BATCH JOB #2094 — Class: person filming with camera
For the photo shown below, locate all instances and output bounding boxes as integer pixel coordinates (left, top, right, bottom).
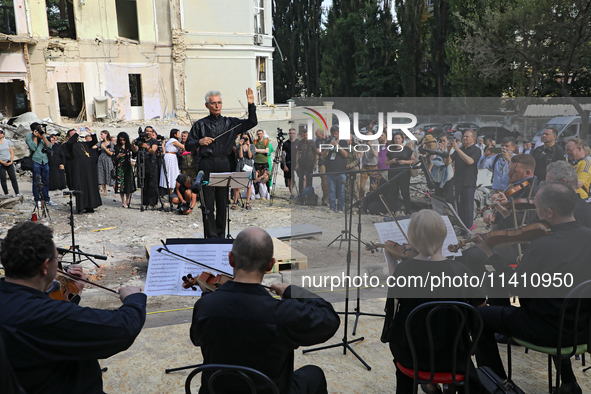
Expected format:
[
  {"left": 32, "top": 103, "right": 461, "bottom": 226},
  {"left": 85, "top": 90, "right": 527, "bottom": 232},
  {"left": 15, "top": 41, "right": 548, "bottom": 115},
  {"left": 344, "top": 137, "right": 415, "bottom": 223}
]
[{"left": 25, "top": 122, "right": 56, "bottom": 207}]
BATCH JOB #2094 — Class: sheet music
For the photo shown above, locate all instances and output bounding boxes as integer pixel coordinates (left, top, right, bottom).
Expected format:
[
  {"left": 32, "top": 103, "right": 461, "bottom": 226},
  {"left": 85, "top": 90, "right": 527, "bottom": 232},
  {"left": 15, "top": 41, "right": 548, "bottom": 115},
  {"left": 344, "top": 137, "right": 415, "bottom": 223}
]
[
  {"left": 374, "top": 215, "right": 461, "bottom": 258},
  {"left": 144, "top": 243, "right": 233, "bottom": 296},
  {"left": 208, "top": 172, "right": 250, "bottom": 188}
]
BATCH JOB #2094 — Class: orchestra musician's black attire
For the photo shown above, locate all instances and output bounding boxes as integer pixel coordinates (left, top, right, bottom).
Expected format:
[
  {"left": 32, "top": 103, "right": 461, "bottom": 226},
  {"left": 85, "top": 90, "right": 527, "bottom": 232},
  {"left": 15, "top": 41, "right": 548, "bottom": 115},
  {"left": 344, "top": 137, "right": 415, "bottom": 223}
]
[
  {"left": 138, "top": 137, "right": 160, "bottom": 208},
  {"left": 0, "top": 333, "right": 24, "bottom": 394},
  {"left": 47, "top": 142, "right": 67, "bottom": 191},
  {"left": 0, "top": 279, "right": 147, "bottom": 394},
  {"left": 186, "top": 103, "right": 257, "bottom": 238},
  {"left": 475, "top": 221, "right": 591, "bottom": 389},
  {"left": 190, "top": 282, "right": 340, "bottom": 394},
  {"left": 382, "top": 258, "right": 485, "bottom": 393},
  {"left": 574, "top": 196, "right": 591, "bottom": 228},
  {"left": 456, "top": 177, "right": 538, "bottom": 279}
]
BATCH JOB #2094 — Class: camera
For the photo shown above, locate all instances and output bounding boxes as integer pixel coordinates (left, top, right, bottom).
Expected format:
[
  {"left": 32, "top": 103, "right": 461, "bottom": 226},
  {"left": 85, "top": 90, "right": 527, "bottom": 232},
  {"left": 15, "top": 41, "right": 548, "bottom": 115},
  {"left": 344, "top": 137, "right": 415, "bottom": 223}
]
[
  {"left": 42, "top": 146, "right": 53, "bottom": 156},
  {"left": 277, "top": 127, "right": 286, "bottom": 142}
]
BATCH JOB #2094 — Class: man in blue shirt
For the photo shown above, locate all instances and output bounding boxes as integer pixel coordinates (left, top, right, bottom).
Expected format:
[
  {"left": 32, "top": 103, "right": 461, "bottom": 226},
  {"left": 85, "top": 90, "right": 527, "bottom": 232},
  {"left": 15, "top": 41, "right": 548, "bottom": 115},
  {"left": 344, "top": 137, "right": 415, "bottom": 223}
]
[
  {"left": 25, "top": 122, "right": 56, "bottom": 206},
  {"left": 478, "top": 137, "right": 516, "bottom": 193}
]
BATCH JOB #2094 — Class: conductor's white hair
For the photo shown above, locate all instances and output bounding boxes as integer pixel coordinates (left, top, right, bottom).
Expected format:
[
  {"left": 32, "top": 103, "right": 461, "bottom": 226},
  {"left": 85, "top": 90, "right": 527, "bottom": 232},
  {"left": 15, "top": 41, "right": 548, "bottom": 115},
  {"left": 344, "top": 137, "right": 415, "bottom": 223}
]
[{"left": 204, "top": 90, "right": 222, "bottom": 103}]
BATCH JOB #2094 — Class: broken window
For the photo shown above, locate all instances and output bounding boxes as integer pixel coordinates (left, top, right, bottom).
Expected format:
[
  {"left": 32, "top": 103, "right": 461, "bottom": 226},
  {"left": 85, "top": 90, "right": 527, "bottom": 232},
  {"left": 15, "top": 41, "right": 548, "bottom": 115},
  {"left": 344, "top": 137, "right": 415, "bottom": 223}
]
[
  {"left": 256, "top": 57, "right": 267, "bottom": 105},
  {"left": 254, "top": 0, "right": 265, "bottom": 35},
  {"left": 46, "top": 0, "right": 76, "bottom": 39},
  {"left": 0, "top": 80, "right": 29, "bottom": 117},
  {"left": 116, "top": 0, "right": 139, "bottom": 41},
  {"left": 0, "top": 1, "right": 16, "bottom": 35},
  {"left": 129, "top": 74, "right": 142, "bottom": 107},
  {"left": 57, "top": 82, "right": 85, "bottom": 120}
]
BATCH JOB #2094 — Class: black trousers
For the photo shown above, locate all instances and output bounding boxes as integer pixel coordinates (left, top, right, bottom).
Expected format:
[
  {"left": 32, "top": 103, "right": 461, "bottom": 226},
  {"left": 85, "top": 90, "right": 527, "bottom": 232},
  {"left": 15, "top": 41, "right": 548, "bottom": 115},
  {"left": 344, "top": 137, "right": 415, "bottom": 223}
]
[
  {"left": 297, "top": 164, "right": 313, "bottom": 194},
  {"left": 142, "top": 160, "right": 159, "bottom": 207},
  {"left": 199, "top": 156, "right": 232, "bottom": 238},
  {"left": 455, "top": 185, "right": 476, "bottom": 230},
  {"left": 476, "top": 305, "right": 577, "bottom": 384},
  {"left": 434, "top": 180, "right": 454, "bottom": 205},
  {"left": 388, "top": 170, "right": 411, "bottom": 215},
  {"left": 290, "top": 365, "right": 328, "bottom": 394},
  {"left": 0, "top": 164, "right": 19, "bottom": 195}
]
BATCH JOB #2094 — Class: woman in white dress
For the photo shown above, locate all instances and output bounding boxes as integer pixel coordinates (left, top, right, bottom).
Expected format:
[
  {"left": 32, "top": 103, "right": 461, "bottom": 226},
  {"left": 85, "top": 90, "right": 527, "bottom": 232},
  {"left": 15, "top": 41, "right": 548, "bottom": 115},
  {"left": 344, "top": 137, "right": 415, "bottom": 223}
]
[{"left": 160, "top": 129, "right": 185, "bottom": 194}]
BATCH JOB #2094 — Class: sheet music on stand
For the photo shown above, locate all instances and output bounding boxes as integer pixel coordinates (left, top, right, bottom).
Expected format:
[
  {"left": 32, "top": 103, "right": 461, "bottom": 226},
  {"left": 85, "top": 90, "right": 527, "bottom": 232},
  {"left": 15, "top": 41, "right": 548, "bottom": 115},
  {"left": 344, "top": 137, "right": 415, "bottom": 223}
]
[
  {"left": 374, "top": 215, "right": 462, "bottom": 264},
  {"left": 144, "top": 243, "right": 233, "bottom": 296},
  {"left": 208, "top": 172, "right": 250, "bottom": 189}
]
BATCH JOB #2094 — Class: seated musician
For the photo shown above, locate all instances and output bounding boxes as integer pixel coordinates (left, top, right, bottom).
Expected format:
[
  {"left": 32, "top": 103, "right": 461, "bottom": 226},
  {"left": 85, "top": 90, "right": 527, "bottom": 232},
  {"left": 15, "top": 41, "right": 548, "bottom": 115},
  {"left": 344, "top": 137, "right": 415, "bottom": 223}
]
[
  {"left": 474, "top": 181, "right": 591, "bottom": 394},
  {"left": 546, "top": 161, "right": 591, "bottom": 228},
  {"left": 457, "top": 154, "right": 538, "bottom": 284},
  {"left": 0, "top": 221, "right": 146, "bottom": 394},
  {"left": 381, "top": 210, "right": 484, "bottom": 394},
  {"left": 189, "top": 227, "right": 340, "bottom": 394}
]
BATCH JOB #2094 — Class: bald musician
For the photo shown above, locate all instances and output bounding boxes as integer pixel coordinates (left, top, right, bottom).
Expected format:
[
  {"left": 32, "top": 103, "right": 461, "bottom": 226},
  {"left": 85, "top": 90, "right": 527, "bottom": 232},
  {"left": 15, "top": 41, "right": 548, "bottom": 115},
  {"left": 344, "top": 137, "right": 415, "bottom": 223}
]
[
  {"left": 0, "top": 221, "right": 146, "bottom": 394},
  {"left": 190, "top": 228, "right": 340, "bottom": 394},
  {"left": 474, "top": 181, "right": 591, "bottom": 394}
]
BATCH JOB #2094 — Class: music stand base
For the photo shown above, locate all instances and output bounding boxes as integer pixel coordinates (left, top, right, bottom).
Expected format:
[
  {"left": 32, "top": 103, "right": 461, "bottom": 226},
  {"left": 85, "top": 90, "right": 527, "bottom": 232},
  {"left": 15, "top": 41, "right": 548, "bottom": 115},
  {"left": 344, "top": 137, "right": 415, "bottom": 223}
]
[
  {"left": 336, "top": 308, "right": 386, "bottom": 336},
  {"left": 165, "top": 363, "right": 203, "bottom": 374},
  {"left": 303, "top": 337, "right": 371, "bottom": 370}
]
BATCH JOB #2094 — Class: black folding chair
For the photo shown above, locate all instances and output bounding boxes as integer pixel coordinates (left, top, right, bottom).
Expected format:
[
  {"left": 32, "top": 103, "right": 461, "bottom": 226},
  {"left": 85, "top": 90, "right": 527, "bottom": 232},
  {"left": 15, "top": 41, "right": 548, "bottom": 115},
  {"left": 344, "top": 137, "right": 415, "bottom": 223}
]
[{"left": 185, "top": 364, "right": 279, "bottom": 394}]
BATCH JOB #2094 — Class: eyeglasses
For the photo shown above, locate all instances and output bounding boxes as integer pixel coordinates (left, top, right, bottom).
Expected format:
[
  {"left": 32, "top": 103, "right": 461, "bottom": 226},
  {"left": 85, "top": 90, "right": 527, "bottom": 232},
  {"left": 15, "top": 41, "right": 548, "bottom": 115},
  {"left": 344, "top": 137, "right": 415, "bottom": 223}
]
[{"left": 208, "top": 101, "right": 222, "bottom": 107}]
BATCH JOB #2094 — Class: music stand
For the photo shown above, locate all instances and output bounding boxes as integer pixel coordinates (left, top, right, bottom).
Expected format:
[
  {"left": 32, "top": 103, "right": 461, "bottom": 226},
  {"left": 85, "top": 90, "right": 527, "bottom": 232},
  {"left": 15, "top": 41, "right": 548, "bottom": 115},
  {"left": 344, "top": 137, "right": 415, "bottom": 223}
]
[
  {"left": 209, "top": 172, "right": 250, "bottom": 239},
  {"left": 430, "top": 195, "right": 473, "bottom": 236}
]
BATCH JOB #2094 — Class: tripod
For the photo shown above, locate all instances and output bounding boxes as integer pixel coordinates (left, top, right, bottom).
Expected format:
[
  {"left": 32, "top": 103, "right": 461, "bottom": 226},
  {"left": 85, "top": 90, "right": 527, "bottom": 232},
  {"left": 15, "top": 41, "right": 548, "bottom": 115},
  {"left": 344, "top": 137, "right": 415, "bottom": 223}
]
[
  {"left": 33, "top": 176, "right": 51, "bottom": 221},
  {"left": 270, "top": 136, "right": 284, "bottom": 206},
  {"left": 63, "top": 191, "right": 100, "bottom": 267},
  {"left": 156, "top": 143, "right": 174, "bottom": 213},
  {"left": 326, "top": 171, "right": 362, "bottom": 250}
]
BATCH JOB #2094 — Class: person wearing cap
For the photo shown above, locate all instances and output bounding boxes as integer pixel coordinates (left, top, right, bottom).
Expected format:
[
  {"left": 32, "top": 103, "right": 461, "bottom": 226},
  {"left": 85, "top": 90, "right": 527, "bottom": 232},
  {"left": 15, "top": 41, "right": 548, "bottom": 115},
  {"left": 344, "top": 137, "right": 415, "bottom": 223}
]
[{"left": 25, "top": 122, "right": 55, "bottom": 206}]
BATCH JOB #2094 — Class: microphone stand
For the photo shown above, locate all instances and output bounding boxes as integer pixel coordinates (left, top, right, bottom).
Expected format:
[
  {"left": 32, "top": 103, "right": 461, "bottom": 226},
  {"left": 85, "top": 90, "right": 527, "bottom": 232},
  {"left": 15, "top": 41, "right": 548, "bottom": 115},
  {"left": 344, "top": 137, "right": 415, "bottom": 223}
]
[{"left": 63, "top": 191, "right": 100, "bottom": 267}]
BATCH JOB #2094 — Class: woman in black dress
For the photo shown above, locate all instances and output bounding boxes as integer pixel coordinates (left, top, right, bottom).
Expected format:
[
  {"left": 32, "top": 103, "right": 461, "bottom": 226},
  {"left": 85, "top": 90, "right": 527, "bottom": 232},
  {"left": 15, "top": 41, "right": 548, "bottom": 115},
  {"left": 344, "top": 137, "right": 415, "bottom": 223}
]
[
  {"left": 47, "top": 134, "right": 67, "bottom": 191},
  {"left": 62, "top": 129, "right": 102, "bottom": 213},
  {"left": 113, "top": 132, "right": 137, "bottom": 208},
  {"left": 385, "top": 133, "right": 415, "bottom": 216}
]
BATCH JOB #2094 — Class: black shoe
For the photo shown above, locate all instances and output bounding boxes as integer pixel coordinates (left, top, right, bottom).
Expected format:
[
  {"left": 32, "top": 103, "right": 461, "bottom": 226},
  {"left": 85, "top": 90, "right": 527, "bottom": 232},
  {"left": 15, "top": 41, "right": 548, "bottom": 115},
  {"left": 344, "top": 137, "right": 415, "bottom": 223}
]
[
  {"left": 85, "top": 208, "right": 94, "bottom": 214},
  {"left": 421, "top": 383, "right": 443, "bottom": 394},
  {"left": 554, "top": 382, "right": 582, "bottom": 394}
]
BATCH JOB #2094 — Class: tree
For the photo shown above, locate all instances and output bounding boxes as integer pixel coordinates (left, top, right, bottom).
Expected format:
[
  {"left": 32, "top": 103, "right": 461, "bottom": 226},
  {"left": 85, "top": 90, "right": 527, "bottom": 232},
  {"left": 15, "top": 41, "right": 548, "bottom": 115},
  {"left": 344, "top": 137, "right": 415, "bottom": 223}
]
[{"left": 458, "top": 0, "right": 591, "bottom": 141}]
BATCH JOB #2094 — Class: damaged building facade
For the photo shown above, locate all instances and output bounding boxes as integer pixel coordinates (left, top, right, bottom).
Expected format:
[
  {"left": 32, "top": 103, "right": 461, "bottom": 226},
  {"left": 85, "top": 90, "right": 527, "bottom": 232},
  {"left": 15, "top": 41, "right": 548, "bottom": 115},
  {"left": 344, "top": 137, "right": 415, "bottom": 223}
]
[{"left": 0, "top": 0, "right": 274, "bottom": 123}]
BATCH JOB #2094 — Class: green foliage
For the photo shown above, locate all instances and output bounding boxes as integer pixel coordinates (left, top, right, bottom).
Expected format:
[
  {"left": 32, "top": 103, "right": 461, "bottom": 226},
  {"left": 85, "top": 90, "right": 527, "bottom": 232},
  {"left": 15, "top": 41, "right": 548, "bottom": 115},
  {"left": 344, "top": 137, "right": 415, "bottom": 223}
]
[{"left": 46, "top": 0, "right": 69, "bottom": 31}]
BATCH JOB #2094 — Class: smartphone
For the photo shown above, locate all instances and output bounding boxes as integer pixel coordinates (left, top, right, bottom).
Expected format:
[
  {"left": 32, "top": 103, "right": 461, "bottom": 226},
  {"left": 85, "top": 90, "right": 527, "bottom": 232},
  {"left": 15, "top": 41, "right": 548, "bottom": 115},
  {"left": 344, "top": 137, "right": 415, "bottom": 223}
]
[{"left": 489, "top": 147, "right": 502, "bottom": 154}]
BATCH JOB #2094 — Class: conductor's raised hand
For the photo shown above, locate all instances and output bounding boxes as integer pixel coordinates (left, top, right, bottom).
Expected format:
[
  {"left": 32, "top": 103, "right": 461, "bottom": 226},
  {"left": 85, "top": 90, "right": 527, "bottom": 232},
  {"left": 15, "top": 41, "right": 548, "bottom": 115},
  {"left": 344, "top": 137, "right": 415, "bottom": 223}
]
[{"left": 246, "top": 88, "right": 255, "bottom": 105}]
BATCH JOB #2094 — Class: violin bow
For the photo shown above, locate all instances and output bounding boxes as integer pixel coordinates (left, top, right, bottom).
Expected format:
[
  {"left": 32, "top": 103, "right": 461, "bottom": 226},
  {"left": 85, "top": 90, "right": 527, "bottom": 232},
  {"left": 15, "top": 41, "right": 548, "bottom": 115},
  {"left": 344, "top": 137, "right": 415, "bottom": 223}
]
[
  {"left": 57, "top": 269, "right": 120, "bottom": 297},
  {"left": 157, "top": 241, "right": 234, "bottom": 278},
  {"left": 379, "top": 195, "right": 411, "bottom": 244}
]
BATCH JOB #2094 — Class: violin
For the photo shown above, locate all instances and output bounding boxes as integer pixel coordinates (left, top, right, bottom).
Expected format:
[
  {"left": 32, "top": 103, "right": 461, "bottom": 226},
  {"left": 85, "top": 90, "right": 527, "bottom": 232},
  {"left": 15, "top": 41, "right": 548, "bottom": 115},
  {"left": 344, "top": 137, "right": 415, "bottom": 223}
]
[
  {"left": 48, "top": 268, "right": 119, "bottom": 301},
  {"left": 447, "top": 222, "right": 552, "bottom": 253},
  {"left": 182, "top": 271, "right": 233, "bottom": 293},
  {"left": 475, "top": 181, "right": 531, "bottom": 214},
  {"left": 365, "top": 242, "right": 418, "bottom": 261}
]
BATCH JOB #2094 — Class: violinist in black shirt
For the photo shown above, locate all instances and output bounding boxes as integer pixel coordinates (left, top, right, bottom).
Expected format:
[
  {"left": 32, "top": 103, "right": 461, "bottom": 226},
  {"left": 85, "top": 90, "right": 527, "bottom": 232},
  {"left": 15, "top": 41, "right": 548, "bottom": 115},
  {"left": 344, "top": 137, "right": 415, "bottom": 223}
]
[
  {"left": 0, "top": 222, "right": 146, "bottom": 394},
  {"left": 474, "top": 181, "right": 591, "bottom": 394},
  {"left": 190, "top": 227, "right": 340, "bottom": 394}
]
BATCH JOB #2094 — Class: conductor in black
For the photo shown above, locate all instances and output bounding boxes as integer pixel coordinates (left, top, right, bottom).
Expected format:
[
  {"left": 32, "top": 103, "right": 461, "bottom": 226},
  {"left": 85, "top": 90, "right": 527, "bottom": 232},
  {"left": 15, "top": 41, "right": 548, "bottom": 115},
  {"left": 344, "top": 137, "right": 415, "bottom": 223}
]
[{"left": 186, "top": 88, "right": 257, "bottom": 238}]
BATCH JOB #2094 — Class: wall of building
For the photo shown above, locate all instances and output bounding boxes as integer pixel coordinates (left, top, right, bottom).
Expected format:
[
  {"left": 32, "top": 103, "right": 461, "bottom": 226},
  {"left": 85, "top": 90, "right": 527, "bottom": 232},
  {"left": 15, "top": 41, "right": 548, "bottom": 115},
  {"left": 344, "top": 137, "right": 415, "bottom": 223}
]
[{"left": 182, "top": 0, "right": 274, "bottom": 118}]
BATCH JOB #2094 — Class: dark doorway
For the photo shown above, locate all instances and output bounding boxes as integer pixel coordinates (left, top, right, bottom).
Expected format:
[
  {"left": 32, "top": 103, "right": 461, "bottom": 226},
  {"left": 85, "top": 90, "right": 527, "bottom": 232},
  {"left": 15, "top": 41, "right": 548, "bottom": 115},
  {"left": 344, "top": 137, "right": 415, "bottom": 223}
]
[
  {"left": 0, "top": 80, "right": 29, "bottom": 117},
  {"left": 57, "top": 82, "right": 85, "bottom": 119},
  {"left": 46, "top": 0, "right": 76, "bottom": 39},
  {"left": 129, "top": 74, "right": 143, "bottom": 106}
]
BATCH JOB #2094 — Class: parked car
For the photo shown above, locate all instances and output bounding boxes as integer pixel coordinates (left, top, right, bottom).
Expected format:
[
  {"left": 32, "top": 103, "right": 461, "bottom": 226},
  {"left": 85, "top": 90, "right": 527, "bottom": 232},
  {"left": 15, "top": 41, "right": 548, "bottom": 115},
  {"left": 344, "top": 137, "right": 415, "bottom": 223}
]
[
  {"left": 477, "top": 126, "right": 520, "bottom": 142},
  {"left": 419, "top": 123, "right": 444, "bottom": 135},
  {"left": 450, "top": 122, "right": 479, "bottom": 133},
  {"left": 531, "top": 116, "right": 591, "bottom": 147}
]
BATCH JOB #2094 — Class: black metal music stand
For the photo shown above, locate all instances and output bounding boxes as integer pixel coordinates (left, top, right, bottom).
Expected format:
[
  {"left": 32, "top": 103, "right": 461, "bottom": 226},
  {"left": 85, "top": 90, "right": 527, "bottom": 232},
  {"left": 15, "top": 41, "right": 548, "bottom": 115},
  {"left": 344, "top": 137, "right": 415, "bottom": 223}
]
[
  {"left": 63, "top": 191, "right": 103, "bottom": 267},
  {"left": 209, "top": 172, "right": 249, "bottom": 239}
]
